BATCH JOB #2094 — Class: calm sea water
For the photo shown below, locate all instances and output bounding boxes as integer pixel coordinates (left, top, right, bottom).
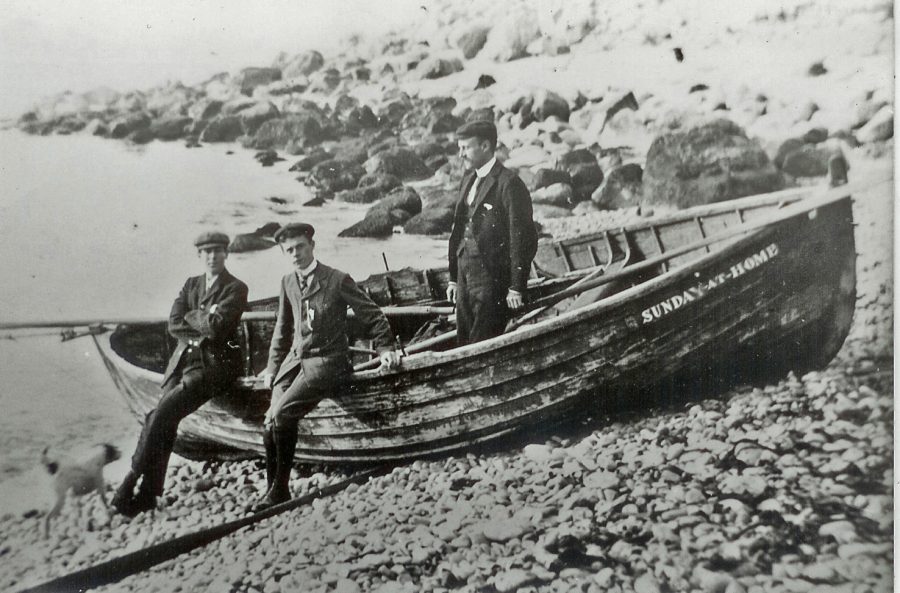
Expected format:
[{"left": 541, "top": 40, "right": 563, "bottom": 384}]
[{"left": 0, "top": 130, "right": 446, "bottom": 496}]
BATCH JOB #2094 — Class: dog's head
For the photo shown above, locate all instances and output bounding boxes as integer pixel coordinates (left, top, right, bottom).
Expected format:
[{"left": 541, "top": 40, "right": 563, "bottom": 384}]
[{"left": 101, "top": 443, "right": 122, "bottom": 465}]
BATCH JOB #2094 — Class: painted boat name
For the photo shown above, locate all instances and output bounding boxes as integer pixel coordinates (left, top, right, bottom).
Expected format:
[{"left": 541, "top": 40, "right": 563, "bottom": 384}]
[{"left": 641, "top": 243, "right": 780, "bottom": 324}]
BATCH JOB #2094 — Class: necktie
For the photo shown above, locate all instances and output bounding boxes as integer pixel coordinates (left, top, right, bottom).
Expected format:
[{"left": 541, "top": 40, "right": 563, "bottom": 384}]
[
  {"left": 467, "top": 176, "right": 480, "bottom": 205},
  {"left": 300, "top": 274, "right": 310, "bottom": 293}
]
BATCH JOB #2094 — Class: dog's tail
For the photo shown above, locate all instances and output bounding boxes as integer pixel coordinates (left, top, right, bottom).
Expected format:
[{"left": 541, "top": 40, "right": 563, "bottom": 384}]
[{"left": 41, "top": 447, "right": 59, "bottom": 475}]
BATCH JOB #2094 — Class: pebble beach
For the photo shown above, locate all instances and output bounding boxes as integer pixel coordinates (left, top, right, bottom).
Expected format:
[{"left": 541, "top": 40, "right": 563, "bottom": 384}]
[{"left": 0, "top": 1, "right": 894, "bottom": 592}]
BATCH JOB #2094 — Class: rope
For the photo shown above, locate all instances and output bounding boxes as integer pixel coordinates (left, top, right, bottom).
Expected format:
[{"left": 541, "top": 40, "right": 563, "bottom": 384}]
[{"left": 16, "top": 465, "right": 393, "bottom": 593}]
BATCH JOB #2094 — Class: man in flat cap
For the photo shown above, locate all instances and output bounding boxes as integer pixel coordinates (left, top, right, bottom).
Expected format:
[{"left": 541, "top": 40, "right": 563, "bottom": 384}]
[
  {"left": 447, "top": 120, "right": 538, "bottom": 344},
  {"left": 255, "top": 222, "right": 400, "bottom": 509},
  {"left": 113, "top": 231, "right": 248, "bottom": 516}
]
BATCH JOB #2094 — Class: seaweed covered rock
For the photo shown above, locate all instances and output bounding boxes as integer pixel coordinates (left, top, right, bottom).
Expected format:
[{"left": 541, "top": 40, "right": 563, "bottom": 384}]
[
  {"left": 644, "top": 119, "right": 783, "bottom": 208},
  {"left": 364, "top": 147, "right": 432, "bottom": 180},
  {"left": 250, "top": 114, "right": 325, "bottom": 150}
]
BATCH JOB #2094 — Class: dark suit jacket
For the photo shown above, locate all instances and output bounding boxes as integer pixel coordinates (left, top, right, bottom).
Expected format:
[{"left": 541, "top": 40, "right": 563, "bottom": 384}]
[
  {"left": 448, "top": 160, "right": 538, "bottom": 293},
  {"left": 265, "top": 263, "right": 394, "bottom": 384},
  {"left": 163, "top": 269, "right": 249, "bottom": 389}
]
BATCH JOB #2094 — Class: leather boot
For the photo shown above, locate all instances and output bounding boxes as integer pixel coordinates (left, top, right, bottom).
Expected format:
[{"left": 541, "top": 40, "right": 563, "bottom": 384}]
[
  {"left": 253, "top": 424, "right": 297, "bottom": 511},
  {"left": 263, "top": 426, "right": 277, "bottom": 492},
  {"left": 112, "top": 470, "right": 139, "bottom": 515}
]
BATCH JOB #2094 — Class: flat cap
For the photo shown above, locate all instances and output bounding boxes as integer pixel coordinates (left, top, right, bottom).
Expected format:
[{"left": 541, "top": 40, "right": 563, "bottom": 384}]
[
  {"left": 274, "top": 222, "right": 315, "bottom": 243},
  {"left": 194, "top": 231, "right": 230, "bottom": 249},
  {"left": 456, "top": 120, "right": 497, "bottom": 144}
]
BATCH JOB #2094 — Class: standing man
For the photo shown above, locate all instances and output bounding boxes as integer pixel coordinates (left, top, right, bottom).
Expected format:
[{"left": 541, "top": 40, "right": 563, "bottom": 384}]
[
  {"left": 447, "top": 120, "right": 538, "bottom": 345},
  {"left": 113, "top": 231, "right": 249, "bottom": 516},
  {"left": 256, "top": 223, "right": 400, "bottom": 510}
]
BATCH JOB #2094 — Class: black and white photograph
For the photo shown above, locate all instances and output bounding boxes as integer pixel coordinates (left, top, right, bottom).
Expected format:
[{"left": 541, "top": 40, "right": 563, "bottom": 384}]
[{"left": 0, "top": 1, "right": 893, "bottom": 591}]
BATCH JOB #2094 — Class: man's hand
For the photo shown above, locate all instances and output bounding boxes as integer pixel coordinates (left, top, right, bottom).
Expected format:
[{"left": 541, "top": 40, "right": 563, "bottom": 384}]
[
  {"left": 378, "top": 350, "right": 402, "bottom": 372},
  {"left": 506, "top": 289, "right": 524, "bottom": 310},
  {"left": 260, "top": 372, "right": 275, "bottom": 389},
  {"left": 446, "top": 283, "right": 458, "bottom": 304}
]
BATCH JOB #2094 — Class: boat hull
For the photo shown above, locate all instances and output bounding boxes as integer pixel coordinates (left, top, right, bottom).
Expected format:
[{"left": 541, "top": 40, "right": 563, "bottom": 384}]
[{"left": 93, "top": 192, "right": 856, "bottom": 464}]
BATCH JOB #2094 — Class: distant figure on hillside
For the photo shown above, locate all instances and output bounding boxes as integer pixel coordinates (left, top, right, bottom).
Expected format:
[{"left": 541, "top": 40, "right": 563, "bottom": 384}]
[
  {"left": 113, "top": 231, "right": 248, "bottom": 516},
  {"left": 447, "top": 120, "right": 538, "bottom": 345},
  {"left": 254, "top": 223, "right": 401, "bottom": 510}
]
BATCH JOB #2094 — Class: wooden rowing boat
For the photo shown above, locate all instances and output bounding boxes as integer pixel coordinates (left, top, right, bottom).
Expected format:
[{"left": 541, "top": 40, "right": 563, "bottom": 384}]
[{"left": 91, "top": 184, "right": 857, "bottom": 464}]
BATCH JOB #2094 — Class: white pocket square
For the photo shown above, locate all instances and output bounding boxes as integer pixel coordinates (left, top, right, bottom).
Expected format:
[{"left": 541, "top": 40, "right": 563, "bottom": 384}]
[{"left": 483, "top": 203, "right": 493, "bottom": 210}]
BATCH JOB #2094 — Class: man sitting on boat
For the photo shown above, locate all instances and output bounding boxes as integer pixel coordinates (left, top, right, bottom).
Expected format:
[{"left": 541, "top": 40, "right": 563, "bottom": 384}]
[
  {"left": 447, "top": 120, "right": 538, "bottom": 345},
  {"left": 113, "top": 231, "right": 249, "bottom": 516},
  {"left": 255, "top": 223, "right": 401, "bottom": 510}
]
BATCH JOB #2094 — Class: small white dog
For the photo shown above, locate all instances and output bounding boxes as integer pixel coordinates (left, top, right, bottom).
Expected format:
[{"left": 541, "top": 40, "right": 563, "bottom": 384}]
[{"left": 41, "top": 443, "right": 121, "bottom": 537}]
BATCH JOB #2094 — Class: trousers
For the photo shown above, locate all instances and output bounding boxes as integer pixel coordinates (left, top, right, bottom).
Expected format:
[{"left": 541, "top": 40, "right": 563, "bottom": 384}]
[
  {"left": 130, "top": 351, "right": 231, "bottom": 496},
  {"left": 456, "top": 251, "right": 509, "bottom": 345},
  {"left": 266, "top": 355, "right": 351, "bottom": 429}
]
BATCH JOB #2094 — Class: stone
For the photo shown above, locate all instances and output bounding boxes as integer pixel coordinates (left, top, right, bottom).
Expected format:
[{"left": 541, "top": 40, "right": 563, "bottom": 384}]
[
  {"left": 251, "top": 115, "right": 326, "bottom": 150},
  {"left": 819, "top": 520, "right": 858, "bottom": 544},
  {"left": 200, "top": 115, "right": 245, "bottom": 142},
  {"left": 109, "top": 112, "right": 151, "bottom": 139},
  {"left": 290, "top": 148, "right": 333, "bottom": 172},
  {"left": 334, "top": 174, "right": 401, "bottom": 204},
  {"left": 569, "top": 164, "right": 604, "bottom": 201},
  {"left": 532, "top": 168, "right": 572, "bottom": 191},
  {"left": 591, "top": 163, "right": 643, "bottom": 209},
  {"left": 333, "top": 578, "right": 361, "bottom": 593},
  {"left": 634, "top": 572, "right": 663, "bottom": 593},
  {"left": 643, "top": 119, "right": 783, "bottom": 208},
  {"left": 310, "top": 159, "right": 366, "bottom": 193},
  {"left": 782, "top": 145, "right": 843, "bottom": 178},
  {"left": 532, "top": 183, "right": 574, "bottom": 207},
  {"left": 456, "top": 25, "right": 491, "bottom": 59},
  {"left": 236, "top": 67, "right": 282, "bottom": 96},
  {"left": 239, "top": 101, "right": 280, "bottom": 135},
  {"left": 146, "top": 116, "right": 192, "bottom": 141},
  {"left": 413, "top": 57, "right": 464, "bottom": 80},
  {"left": 282, "top": 50, "right": 325, "bottom": 78},
  {"left": 364, "top": 147, "right": 431, "bottom": 180},
  {"left": 493, "top": 569, "right": 535, "bottom": 592},
  {"left": 856, "top": 105, "right": 893, "bottom": 143}
]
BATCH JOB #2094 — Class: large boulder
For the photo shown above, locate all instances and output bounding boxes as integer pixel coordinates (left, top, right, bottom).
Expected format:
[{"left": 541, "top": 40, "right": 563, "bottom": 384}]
[
  {"left": 592, "top": 163, "right": 643, "bottom": 209},
  {"left": 334, "top": 173, "right": 401, "bottom": 204},
  {"left": 856, "top": 105, "right": 893, "bottom": 143},
  {"left": 412, "top": 56, "right": 464, "bottom": 80},
  {"left": 531, "top": 168, "right": 572, "bottom": 191},
  {"left": 238, "top": 101, "right": 280, "bottom": 135},
  {"left": 146, "top": 116, "right": 192, "bottom": 141},
  {"left": 339, "top": 186, "right": 422, "bottom": 238},
  {"left": 403, "top": 188, "right": 457, "bottom": 235},
  {"left": 310, "top": 159, "right": 366, "bottom": 193},
  {"left": 512, "top": 90, "right": 570, "bottom": 125},
  {"left": 456, "top": 25, "right": 491, "bottom": 59},
  {"left": 289, "top": 147, "right": 333, "bottom": 172},
  {"left": 643, "top": 119, "right": 784, "bottom": 208},
  {"left": 282, "top": 50, "right": 325, "bottom": 78},
  {"left": 250, "top": 114, "right": 324, "bottom": 150},
  {"left": 371, "top": 185, "right": 422, "bottom": 216},
  {"left": 229, "top": 233, "right": 276, "bottom": 253},
  {"left": 200, "top": 115, "right": 245, "bottom": 142},
  {"left": 481, "top": 12, "right": 540, "bottom": 62},
  {"left": 236, "top": 67, "right": 282, "bottom": 96},
  {"left": 338, "top": 210, "right": 394, "bottom": 238},
  {"left": 364, "top": 147, "right": 432, "bottom": 180},
  {"left": 557, "top": 149, "right": 603, "bottom": 201},
  {"left": 782, "top": 145, "right": 845, "bottom": 178},
  {"left": 109, "top": 112, "right": 151, "bottom": 139},
  {"left": 338, "top": 209, "right": 396, "bottom": 238},
  {"left": 188, "top": 99, "right": 224, "bottom": 122},
  {"left": 532, "top": 183, "right": 575, "bottom": 207}
]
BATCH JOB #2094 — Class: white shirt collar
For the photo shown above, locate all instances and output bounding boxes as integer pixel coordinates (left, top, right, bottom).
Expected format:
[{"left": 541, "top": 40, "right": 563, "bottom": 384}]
[
  {"left": 475, "top": 156, "right": 496, "bottom": 179},
  {"left": 205, "top": 272, "right": 220, "bottom": 289},
  {"left": 298, "top": 259, "right": 318, "bottom": 278}
]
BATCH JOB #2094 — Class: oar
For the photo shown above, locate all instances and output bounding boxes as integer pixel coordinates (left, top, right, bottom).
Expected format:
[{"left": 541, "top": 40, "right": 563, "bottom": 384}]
[{"left": 0, "top": 305, "right": 455, "bottom": 331}]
